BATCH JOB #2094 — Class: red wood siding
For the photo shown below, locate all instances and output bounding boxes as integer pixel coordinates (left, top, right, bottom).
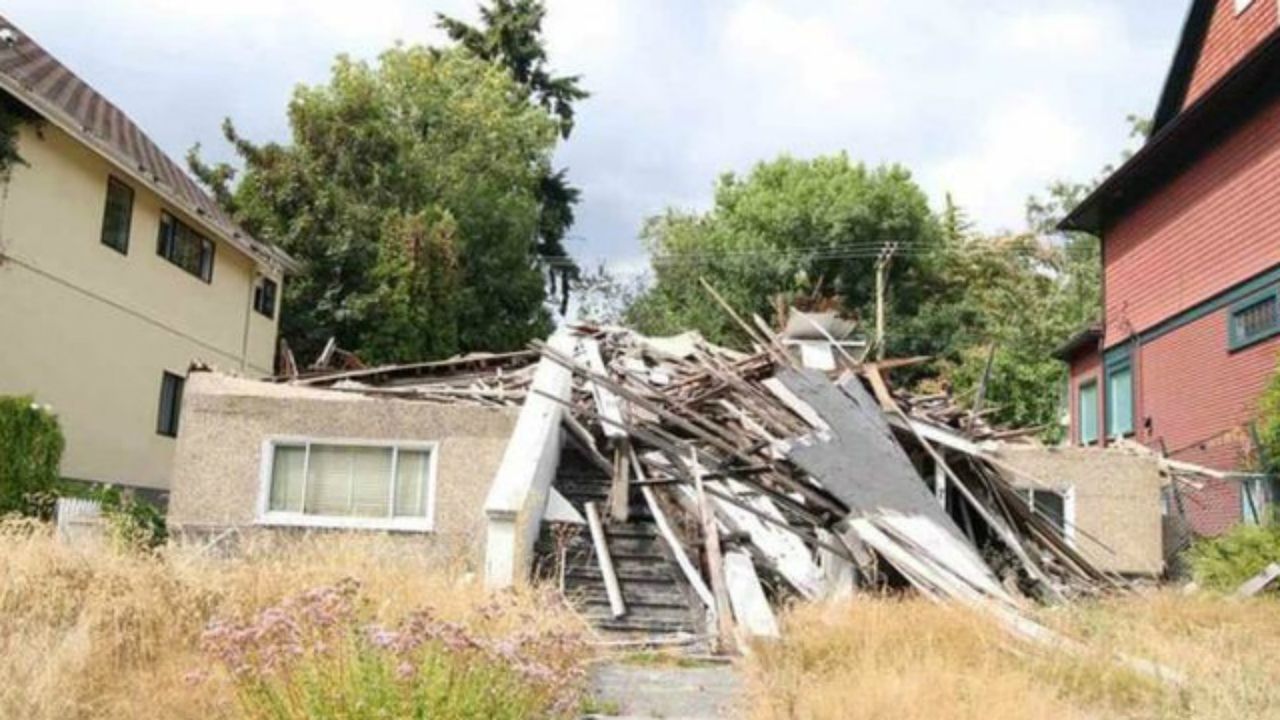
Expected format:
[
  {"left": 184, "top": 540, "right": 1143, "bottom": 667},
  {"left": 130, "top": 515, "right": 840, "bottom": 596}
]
[
  {"left": 1104, "top": 94, "right": 1280, "bottom": 348},
  {"left": 1068, "top": 351, "right": 1102, "bottom": 446},
  {"left": 1185, "top": 0, "right": 1278, "bottom": 108},
  {"left": 1133, "top": 307, "right": 1279, "bottom": 534}
]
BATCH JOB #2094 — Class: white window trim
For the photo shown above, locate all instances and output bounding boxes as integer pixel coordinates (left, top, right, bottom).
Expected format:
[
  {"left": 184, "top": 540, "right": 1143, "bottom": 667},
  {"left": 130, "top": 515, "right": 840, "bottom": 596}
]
[
  {"left": 256, "top": 436, "right": 439, "bottom": 533},
  {"left": 1020, "top": 485, "right": 1077, "bottom": 548}
]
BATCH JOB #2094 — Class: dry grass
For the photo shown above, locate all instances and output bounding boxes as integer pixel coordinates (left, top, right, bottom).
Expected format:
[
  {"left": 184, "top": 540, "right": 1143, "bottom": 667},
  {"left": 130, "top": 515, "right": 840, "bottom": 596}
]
[
  {"left": 0, "top": 520, "right": 587, "bottom": 720},
  {"left": 745, "top": 592, "right": 1280, "bottom": 720}
]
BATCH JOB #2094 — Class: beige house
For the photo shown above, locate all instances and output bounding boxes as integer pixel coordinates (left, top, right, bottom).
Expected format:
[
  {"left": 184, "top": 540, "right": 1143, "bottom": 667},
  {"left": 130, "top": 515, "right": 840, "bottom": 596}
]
[{"left": 0, "top": 18, "right": 294, "bottom": 496}]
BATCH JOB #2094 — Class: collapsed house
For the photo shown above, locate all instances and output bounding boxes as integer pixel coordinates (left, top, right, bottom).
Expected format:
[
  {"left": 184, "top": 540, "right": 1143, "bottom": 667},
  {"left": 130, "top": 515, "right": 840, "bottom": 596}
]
[{"left": 163, "top": 317, "right": 1204, "bottom": 651}]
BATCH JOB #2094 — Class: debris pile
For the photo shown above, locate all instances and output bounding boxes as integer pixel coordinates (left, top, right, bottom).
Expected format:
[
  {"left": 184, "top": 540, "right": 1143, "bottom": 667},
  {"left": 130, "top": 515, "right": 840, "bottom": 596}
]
[
  {"left": 279, "top": 349, "right": 540, "bottom": 408},
  {"left": 537, "top": 319, "right": 1127, "bottom": 653}
]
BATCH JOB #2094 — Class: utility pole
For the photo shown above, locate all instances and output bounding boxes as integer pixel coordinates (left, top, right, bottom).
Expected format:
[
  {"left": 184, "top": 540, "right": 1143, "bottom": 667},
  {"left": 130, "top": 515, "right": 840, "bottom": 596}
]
[{"left": 874, "top": 242, "right": 897, "bottom": 360}]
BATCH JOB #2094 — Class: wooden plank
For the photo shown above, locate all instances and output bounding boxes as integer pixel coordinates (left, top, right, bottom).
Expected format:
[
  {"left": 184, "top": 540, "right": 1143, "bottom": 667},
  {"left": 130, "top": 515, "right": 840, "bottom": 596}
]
[
  {"left": 1236, "top": 563, "right": 1280, "bottom": 598},
  {"left": 632, "top": 450, "right": 716, "bottom": 611},
  {"left": 817, "top": 528, "right": 857, "bottom": 599},
  {"left": 724, "top": 551, "right": 781, "bottom": 640},
  {"left": 610, "top": 440, "right": 632, "bottom": 522},
  {"left": 693, "top": 450, "right": 736, "bottom": 653},
  {"left": 761, "top": 377, "right": 831, "bottom": 431},
  {"left": 579, "top": 338, "right": 628, "bottom": 441},
  {"left": 585, "top": 501, "right": 627, "bottom": 618}
]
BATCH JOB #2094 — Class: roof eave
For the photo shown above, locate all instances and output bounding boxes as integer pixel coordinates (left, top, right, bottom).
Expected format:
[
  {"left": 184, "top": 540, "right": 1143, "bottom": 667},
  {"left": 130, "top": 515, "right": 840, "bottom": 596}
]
[
  {"left": 0, "top": 73, "right": 297, "bottom": 276},
  {"left": 1059, "top": 28, "right": 1280, "bottom": 237},
  {"left": 1052, "top": 326, "right": 1102, "bottom": 362}
]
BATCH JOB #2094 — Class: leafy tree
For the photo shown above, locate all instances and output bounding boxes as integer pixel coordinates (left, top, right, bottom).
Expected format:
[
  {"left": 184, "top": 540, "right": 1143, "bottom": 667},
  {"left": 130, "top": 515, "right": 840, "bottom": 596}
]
[
  {"left": 627, "top": 154, "right": 941, "bottom": 348},
  {"left": 190, "top": 48, "right": 559, "bottom": 364},
  {"left": 437, "top": 0, "right": 589, "bottom": 312},
  {"left": 0, "top": 92, "right": 37, "bottom": 179},
  {"left": 572, "top": 264, "right": 649, "bottom": 326},
  {"left": 1256, "top": 360, "right": 1280, "bottom": 477}
]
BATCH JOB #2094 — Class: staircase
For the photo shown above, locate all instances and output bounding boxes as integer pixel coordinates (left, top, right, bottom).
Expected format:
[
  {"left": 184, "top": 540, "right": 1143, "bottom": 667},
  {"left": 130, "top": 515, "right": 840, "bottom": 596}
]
[{"left": 539, "top": 439, "right": 706, "bottom": 637}]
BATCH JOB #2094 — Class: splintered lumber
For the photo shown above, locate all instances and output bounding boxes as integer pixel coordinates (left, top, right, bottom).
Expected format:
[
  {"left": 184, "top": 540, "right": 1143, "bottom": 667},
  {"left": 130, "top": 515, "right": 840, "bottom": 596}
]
[
  {"left": 1236, "top": 563, "right": 1280, "bottom": 598},
  {"left": 693, "top": 451, "right": 737, "bottom": 652},
  {"left": 817, "top": 529, "right": 857, "bottom": 599},
  {"left": 610, "top": 441, "right": 632, "bottom": 522},
  {"left": 580, "top": 338, "right": 628, "bottom": 441},
  {"left": 632, "top": 450, "right": 716, "bottom": 611},
  {"left": 693, "top": 479, "right": 825, "bottom": 599},
  {"left": 585, "top": 502, "right": 626, "bottom": 618},
  {"left": 724, "top": 550, "right": 781, "bottom": 639}
]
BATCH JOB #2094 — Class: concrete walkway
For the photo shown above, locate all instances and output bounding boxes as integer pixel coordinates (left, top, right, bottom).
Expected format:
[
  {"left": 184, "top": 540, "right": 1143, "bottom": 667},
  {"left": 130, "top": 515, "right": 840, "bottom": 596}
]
[{"left": 584, "top": 661, "right": 742, "bottom": 719}]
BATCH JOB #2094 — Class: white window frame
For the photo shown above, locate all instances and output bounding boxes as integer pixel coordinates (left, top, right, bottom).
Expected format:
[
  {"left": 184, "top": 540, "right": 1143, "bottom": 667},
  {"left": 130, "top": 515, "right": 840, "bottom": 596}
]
[
  {"left": 256, "top": 436, "right": 439, "bottom": 533},
  {"left": 1018, "top": 486, "right": 1077, "bottom": 548}
]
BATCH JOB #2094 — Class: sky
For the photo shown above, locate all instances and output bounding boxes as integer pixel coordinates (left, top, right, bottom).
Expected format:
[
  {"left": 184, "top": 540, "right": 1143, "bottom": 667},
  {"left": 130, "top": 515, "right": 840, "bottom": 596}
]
[{"left": 5, "top": 1, "right": 1188, "bottom": 273}]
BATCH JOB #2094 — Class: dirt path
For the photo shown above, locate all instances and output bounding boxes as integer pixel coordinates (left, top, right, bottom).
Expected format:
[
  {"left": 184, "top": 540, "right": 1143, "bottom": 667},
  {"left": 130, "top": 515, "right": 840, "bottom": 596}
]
[{"left": 584, "top": 661, "right": 742, "bottom": 719}]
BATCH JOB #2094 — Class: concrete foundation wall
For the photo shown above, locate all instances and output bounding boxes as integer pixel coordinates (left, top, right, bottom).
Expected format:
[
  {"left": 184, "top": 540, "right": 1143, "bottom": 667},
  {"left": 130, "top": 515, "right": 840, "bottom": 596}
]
[
  {"left": 168, "top": 373, "right": 518, "bottom": 565},
  {"left": 997, "top": 446, "right": 1166, "bottom": 577}
]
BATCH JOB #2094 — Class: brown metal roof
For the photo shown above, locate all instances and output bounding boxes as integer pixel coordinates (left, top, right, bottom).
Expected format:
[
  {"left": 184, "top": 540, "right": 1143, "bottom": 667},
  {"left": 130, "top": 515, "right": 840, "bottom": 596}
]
[{"left": 0, "top": 15, "right": 296, "bottom": 272}]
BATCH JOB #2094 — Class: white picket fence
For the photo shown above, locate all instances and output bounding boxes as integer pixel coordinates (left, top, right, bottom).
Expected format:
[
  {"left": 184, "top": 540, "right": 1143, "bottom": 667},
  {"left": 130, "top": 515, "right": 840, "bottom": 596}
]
[{"left": 55, "top": 497, "right": 105, "bottom": 544}]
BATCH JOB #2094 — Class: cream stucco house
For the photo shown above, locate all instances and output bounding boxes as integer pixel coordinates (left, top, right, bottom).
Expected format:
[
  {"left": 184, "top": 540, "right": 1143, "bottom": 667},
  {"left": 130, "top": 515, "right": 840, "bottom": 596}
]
[{"left": 0, "top": 17, "right": 295, "bottom": 497}]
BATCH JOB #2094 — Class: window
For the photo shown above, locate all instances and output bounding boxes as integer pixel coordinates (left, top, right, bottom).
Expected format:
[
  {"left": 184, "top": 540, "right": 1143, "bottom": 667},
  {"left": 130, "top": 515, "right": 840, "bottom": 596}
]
[
  {"left": 253, "top": 277, "right": 278, "bottom": 319},
  {"left": 1105, "top": 353, "right": 1134, "bottom": 439},
  {"left": 157, "top": 372, "right": 185, "bottom": 437},
  {"left": 1078, "top": 380, "right": 1099, "bottom": 445},
  {"left": 1014, "top": 487, "right": 1074, "bottom": 544},
  {"left": 260, "top": 440, "right": 436, "bottom": 532},
  {"left": 157, "top": 211, "right": 215, "bottom": 282},
  {"left": 100, "top": 177, "right": 133, "bottom": 254},
  {"left": 1228, "top": 289, "right": 1280, "bottom": 351}
]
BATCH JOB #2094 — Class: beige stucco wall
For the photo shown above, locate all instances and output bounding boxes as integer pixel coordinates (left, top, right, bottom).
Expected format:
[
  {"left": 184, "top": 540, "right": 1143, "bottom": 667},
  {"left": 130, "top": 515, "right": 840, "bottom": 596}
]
[
  {"left": 0, "top": 123, "right": 280, "bottom": 490},
  {"left": 168, "top": 373, "right": 518, "bottom": 562},
  {"left": 996, "top": 446, "right": 1167, "bottom": 577}
]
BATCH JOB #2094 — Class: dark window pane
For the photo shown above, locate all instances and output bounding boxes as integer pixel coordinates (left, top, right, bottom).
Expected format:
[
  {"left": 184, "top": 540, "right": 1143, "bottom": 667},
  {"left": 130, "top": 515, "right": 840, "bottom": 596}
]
[
  {"left": 157, "top": 372, "right": 185, "bottom": 437},
  {"left": 254, "top": 277, "right": 278, "bottom": 318},
  {"left": 1234, "top": 297, "right": 1278, "bottom": 344},
  {"left": 100, "top": 177, "right": 133, "bottom": 253},
  {"left": 156, "top": 211, "right": 215, "bottom": 283},
  {"left": 1034, "top": 491, "right": 1066, "bottom": 535}
]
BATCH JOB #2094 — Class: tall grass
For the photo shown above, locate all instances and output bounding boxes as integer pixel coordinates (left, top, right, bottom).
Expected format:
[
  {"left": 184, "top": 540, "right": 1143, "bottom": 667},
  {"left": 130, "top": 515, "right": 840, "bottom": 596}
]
[
  {"left": 745, "top": 593, "right": 1280, "bottom": 720},
  {"left": 0, "top": 520, "right": 589, "bottom": 719}
]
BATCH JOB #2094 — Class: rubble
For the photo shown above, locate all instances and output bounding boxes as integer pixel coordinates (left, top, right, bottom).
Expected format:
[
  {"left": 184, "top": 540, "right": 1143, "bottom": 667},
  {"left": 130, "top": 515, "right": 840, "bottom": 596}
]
[{"left": 509, "top": 307, "right": 1176, "bottom": 665}]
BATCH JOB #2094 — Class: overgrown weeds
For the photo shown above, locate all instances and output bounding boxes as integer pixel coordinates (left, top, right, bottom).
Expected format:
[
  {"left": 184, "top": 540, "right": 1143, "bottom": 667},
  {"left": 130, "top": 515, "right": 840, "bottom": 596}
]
[
  {"left": 745, "top": 593, "right": 1280, "bottom": 720},
  {"left": 0, "top": 521, "right": 589, "bottom": 719}
]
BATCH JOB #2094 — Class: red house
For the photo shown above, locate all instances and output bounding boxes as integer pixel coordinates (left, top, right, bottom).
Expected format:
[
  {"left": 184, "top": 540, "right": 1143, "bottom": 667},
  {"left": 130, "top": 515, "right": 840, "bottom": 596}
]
[{"left": 1058, "top": 0, "right": 1280, "bottom": 536}]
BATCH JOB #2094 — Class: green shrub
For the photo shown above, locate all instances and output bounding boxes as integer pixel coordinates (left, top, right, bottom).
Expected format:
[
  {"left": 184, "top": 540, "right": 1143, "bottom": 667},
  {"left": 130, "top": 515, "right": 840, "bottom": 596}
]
[
  {"left": 1256, "top": 358, "right": 1280, "bottom": 475},
  {"left": 1185, "top": 519, "right": 1280, "bottom": 592},
  {"left": 0, "top": 396, "right": 65, "bottom": 517},
  {"left": 93, "top": 484, "right": 168, "bottom": 551}
]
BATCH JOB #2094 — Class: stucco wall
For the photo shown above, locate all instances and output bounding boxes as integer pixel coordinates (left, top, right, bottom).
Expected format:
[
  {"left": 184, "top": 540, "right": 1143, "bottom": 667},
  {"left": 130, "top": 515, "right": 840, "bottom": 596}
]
[
  {"left": 0, "top": 123, "right": 280, "bottom": 490},
  {"left": 996, "top": 446, "right": 1166, "bottom": 576},
  {"left": 168, "top": 373, "right": 518, "bottom": 562}
]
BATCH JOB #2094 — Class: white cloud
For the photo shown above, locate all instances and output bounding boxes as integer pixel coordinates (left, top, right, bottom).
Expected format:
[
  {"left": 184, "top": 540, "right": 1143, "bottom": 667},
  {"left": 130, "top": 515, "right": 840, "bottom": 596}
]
[
  {"left": 1000, "top": 7, "right": 1123, "bottom": 60},
  {"left": 721, "top": 1, "right": 883, "bottom": 109},
  {"left": 924, "top": 95, "right": 1093, "bottom": 233},
  {"left": 2, "top": 0, "right": 1185, "bottom": 260}
]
